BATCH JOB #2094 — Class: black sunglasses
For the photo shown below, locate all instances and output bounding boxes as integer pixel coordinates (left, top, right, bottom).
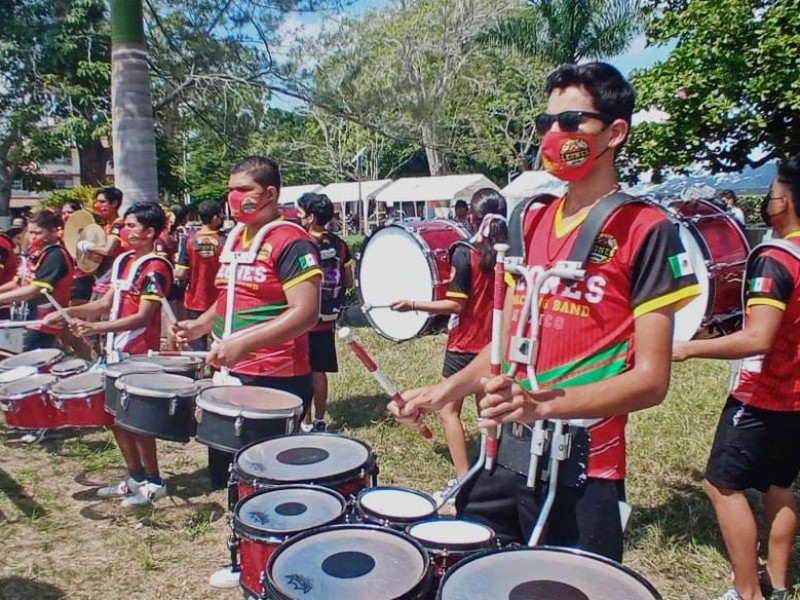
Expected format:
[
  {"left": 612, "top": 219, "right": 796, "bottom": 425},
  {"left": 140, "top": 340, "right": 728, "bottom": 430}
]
[{"left": 534, "top": 111, "right": 613, "bottom": 135}]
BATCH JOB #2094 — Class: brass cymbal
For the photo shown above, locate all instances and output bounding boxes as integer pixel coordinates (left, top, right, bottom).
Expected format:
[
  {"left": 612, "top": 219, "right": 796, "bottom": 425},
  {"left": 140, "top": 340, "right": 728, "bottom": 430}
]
[
  {"left": 75, "top": 223, "right": 106, "bottom": 273},
  {"left": 63, "top": 210, "right": 97, "bottom": 257}
]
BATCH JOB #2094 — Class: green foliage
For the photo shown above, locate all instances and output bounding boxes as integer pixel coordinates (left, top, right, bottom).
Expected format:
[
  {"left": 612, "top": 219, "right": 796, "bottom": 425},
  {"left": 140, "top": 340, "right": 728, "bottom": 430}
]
[
  {"left": 625, "top": 0, "right": 800, "bottom": 181},
  {"left": 37, "top": 185, "right": 98, "bottom": 212}
]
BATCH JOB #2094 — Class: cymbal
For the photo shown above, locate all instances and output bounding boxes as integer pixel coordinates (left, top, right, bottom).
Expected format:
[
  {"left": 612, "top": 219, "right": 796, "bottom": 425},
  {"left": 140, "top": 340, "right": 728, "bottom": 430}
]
[
  {"left": 75, "top": 224, "right": 106, "bottom": 273},
  {"left": 63, "top": 210, "right": 96, "bottom": 257}
]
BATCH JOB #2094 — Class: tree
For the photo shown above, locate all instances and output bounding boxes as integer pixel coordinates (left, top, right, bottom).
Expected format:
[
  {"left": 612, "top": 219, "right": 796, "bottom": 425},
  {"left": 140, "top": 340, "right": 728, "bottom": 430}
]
[{"left": 624, "top": 0, "right": 800, "bottom": 181}]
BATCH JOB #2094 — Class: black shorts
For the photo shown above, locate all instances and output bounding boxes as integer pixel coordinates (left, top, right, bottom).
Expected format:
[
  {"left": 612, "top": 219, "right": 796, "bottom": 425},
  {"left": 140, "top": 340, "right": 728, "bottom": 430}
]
[
  {"left": 442, "top": 350, "right": 477, "bottom": 378},
  {"left": 23, "top": 329, "right": 56, "bottom": 353},
  {"left": 456, "top": 465, "right": 624, "bottom": 561},
  {"left": 167, "top": 280, "right": 186, "bottom": 302},
  {"left": 309, "top": 329, "right": 338, "bottom": 373},
  {"left": 706, "top": 396, "right": 800, "bottom": 492},
  {"left": 71, "top": 275, "right": 94, "bottom": 302}
]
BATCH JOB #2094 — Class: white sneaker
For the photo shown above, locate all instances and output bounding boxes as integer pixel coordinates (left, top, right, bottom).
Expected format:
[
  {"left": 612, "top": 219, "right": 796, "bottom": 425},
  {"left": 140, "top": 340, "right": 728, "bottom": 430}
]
[
  {"left": 97, "top": 477, "right": 143, "bottom": 499},
  {"left": 20, "top": 429, "right": 49, "bottom": 444},
  {"left": 713, "top": 590, "right": 743, "bottom": 600},
  {"left": 121, "top": 481, "right": 167, "bottom": 508},
  {"left": 433, "top": 478, "right": 459, "bottom": 505},
  {"left": 208, "top": 565, "right": 241, "bottom": 589},
  {"left": 300, "top": 421, "right": 314, "bottom": 433}
]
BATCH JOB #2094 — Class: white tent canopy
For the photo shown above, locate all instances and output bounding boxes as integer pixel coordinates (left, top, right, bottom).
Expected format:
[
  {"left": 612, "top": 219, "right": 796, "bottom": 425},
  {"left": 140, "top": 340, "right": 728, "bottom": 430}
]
[
  {"left": 375, "top": 174, "right": 498, "bottom": 204},
  {"left": 318, "top": 179, "right": 394, "bottom": 204},
  {"left": 501, "top": 171, "right": 565, "bottom": 211},
  {"left": 278, "top": 184, "right": 323, "bottom": 206}
]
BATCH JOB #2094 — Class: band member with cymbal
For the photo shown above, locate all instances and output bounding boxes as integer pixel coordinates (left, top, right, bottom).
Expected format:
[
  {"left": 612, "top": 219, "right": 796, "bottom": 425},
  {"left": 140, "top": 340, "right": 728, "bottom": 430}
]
[
  {"left": 673, "top": 157, "right": 800, "bottom": 600},
  {"left": 171, "top": 156, "right": 321, "bottom": 489},
  {"left": 79, "top": 186, "right": 127, "bottom": 297},
  {"left": 45, "top": 203, "right": 174, "bottom": 507},
  {"left": 61, "top": 200, "right": 95, "bottom": 307},
  {"left": 392, "top": 189, "right": 508, "bottom": 483},
  {"left": 388, "top": 62, "right": 700, "bottom": 561}
]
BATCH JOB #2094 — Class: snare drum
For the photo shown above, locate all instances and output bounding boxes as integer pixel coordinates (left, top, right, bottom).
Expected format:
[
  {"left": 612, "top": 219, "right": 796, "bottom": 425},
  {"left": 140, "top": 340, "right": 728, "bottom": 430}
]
[
  {"left": 194, "top": 385, "right": 303, "bottom": 453},
  {"left": 437, "top": 546, "right": 661, "bottom": 599},
  {"left": 355, "top": 486, "right": 437, "bottom": 530},
  {"left": 50, "top": 358, "right": 90, "bottom": 379},
  {"left": 357, "top": 220, "right": 469, "bottom": 341},
  {"left": 104, "top": 359, "right": 166, "bottom": 416},
  {"left": 663, "top": 198, "right": 750, "bottom": 340},
  {"left": 115, "top": 373, "right": 197, "bottom": 442},
  {"left": 231, "top": 433, "right": 376, "bottom": 499},
  {"left": 127, "top": 354, "right": 203, "bottom": 378},
  {"left": 233, "top": 486, "right": 348, "bottom": 599},
  {"left": 0, "top": 374, "right": 58, "bottom": 429},
  {"left": 265, "top": 524, "right": 432, "bottom": 600},
  {"left": 407, "top": 519, "right": 496, "bottom": 578},
  {"left": 48, "top": 371, "right": 114, "bottom": 428},
  {"left": 0, "top": 348, "right": 64, "bottom": 373}
]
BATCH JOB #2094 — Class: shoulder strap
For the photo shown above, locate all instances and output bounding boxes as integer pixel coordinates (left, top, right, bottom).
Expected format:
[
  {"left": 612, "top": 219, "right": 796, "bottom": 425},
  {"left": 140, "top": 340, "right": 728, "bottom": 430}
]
[
  {"left": 507, "top": 193, "right": 557, "bottom": 259},
  {"left": 221, "top": 219, "right": 307, "bottom": 265},
  {"left": 448, "top": 239, "right": 477, "bottom": 263},
  {"left": 741, "top": 238, "right": 800, "bottom": 305}
]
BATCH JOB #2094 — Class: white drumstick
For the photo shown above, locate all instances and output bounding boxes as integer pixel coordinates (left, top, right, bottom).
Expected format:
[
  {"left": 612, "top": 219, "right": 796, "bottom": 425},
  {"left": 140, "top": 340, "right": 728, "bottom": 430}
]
[
  {"left": 0, "top": 320, "right": 44, "bottom": 329},
  {"left": 361, "top": 303, "right": 395, "bottom": 312},
  {"left": 147, "top": 273, "right": 178, "bottom": 325},
  {"left": 147, "top": 350, "right": 210, "bottom": 359},
  {"left": 40, "top": 289, "right": 75, "bottom": 324}
]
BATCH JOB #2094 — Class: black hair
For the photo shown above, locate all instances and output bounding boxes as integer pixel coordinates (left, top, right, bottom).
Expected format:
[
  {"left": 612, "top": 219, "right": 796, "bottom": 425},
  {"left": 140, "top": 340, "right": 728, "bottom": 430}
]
[
  {"left": 4, "top": 227, "right": 23, "bottom": 239},
  {"left": 30, "top": 209, "right": 63, "bottom": 230},
  {"left": 123, "top": 202, "right": 168, "bottom": 237},
  {"left": 776, "top": 155, "right": 800, "bottom": 218},
  {"left": 198, "top": 200, "right": 222, "bottom": 225},
  {"left": 720, "top": 189, "right": 738, "bottom": 204},
  {"left": 62, "top": 199, "right": 83, "bottom": 212},
  {"left": 546, "top": 62, "right": 635, "bottom": 130},
  {"left": 169, "top": 203, "right": 189, "bottom": 226},
  {"left": 297, "top": 192, "right": 335, "bottom": 226},
  {"left": 455, "top": 199, "right": 468, "bottom": 210},
  {"left": 230, "top": 156, "right": 281, "bottom": 192},
  {"left": 96, "top": 186, "right": 123, "bottom": 207},
  {"left": 470, "top": 188, "right": 508, "bottom": 272}
]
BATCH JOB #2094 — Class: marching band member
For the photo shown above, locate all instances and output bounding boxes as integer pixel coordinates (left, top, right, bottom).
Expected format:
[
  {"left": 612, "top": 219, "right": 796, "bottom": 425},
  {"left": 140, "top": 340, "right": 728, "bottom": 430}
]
[
  {"left": 388, "top": 62, "right": 700, "bottom": 561},
  {"left": 174, "top": 200, "right": 225, "bottom": 351},
  {"left": 79, "top": 186, "right": 127, "bottom": 297},
  {"left": 392, "top": 188, "right": 508, "bottom": 481},
  {"left": 296, "top": 192, "right": 353, "bottom": 433},
  {"left": 0, "top": 225, "right": 19, "bottom": 319},
  {"left": 673, "top": 157, "right": 800, "bottom": 600},
  {"left": 45, "top": 203, "right": 174, "bottom": 507},
  {"left": 171, "top": 156, "right": 322, "bottom": 490},
  {"left": 60, "top": 199, "right": 95, "bottom": 307}
]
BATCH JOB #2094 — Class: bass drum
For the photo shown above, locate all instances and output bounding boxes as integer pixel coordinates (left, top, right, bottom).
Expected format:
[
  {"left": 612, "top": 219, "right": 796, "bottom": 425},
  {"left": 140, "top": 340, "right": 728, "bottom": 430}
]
[
  {"left": 663, "top": 198, "right": 750, "bottom": 341},
  {"left": 357, "top": 220, "right": 469, "bottom": 341}
]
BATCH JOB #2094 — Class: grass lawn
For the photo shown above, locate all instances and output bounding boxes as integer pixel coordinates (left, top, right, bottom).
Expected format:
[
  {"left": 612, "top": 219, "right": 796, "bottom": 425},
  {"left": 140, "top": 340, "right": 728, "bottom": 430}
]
[{"left": 0, "top": 330, "right": 798, "bottom": 599}]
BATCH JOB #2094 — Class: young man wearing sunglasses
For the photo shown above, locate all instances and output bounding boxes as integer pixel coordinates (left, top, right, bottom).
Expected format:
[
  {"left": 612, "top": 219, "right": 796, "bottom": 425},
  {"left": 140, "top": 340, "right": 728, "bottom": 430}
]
[{"left": 388, "top": 62, "right": 699, "bottom": 561}]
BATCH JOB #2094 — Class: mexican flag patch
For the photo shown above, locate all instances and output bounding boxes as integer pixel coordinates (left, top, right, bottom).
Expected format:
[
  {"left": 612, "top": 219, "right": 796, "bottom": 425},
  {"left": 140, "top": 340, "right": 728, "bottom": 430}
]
[
  {"left": 668, "top": 252, "right": 694, "bottom": 278},
  {"left": 749, "top": 277, "right": 773, "bottom": 293},
  {"left": 298, "top": 253, "right": 319, "bottom": 269}
]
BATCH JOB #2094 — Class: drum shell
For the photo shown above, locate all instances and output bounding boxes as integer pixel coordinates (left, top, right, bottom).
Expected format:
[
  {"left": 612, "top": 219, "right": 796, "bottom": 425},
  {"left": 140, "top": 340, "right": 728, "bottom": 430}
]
[
  {"left": 194, "top": 409, "right": 298, "bottom": 454},
  {"left": 50, "top": 388, "right": 114, "bottom": 428},
  {"left": 104, "top": 362, "right": 166, "bottom": 416},
  {"left": 50, "top": 358, "right": 90, "bottom": 379},
  {"left": 406, "top": 519, "right": 497, "bottom": 579},
  {"left": 114, "top": 380, "right": 196, "bottom": 443},
  {"left": 0, "top": 348, "right": 64, "bottom": 374},
  {"left": 354, "top": 487, "right": 438, "bottom": 530},
  {"left": 2, "top": 390, "right": 57, "bottom": 429}
]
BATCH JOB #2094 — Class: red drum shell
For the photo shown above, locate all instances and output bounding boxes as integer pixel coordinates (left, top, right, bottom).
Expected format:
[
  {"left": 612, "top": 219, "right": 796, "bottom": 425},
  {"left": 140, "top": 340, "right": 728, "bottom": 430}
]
[
  {"left": 49, "top": 372, "right": 114, "bottom": 428},
  {"left": 0, "top": 374, "right": 58, "bottom": 428}
]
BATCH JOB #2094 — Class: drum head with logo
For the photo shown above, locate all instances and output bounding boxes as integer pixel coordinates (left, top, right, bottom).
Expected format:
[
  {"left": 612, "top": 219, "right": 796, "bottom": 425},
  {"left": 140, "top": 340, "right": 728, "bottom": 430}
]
[
  {"left": 116, "top": 373, "right": 196, "bottom": 398},
  {"left": 234, "top": 486, "right": 346, "bottom": 539},
  {"left": 197, "top": 385, "right": 303, "bottom": 419},
  {"left": 437, "top": 546, "right": 661, "bottom": 600},
  {"left": 51, "top": 358, "right": 91, "bottom": 378},
  {"left": 0, "top": 374, "right": 57, "bottom": 399},
  {"left": 127, "top": 355, "right": 202, "bottom": 373},
  {"left": 408, "top": 519, "right": 494, "bottom": 551},
  {"left": 50, "top": 371, "right": 105, "bottom": 398},
  {"left": 358, "top": 487, "right": 437, "bottom": 522},
  {"left": 0, "top": 348, "right": 64, "bottom": 371},
  {"left": 267, "top": 525, "right": 430, "bottom": 600},
  {"left": 236, "top": 434, "right": 372, "bottom": 485}
]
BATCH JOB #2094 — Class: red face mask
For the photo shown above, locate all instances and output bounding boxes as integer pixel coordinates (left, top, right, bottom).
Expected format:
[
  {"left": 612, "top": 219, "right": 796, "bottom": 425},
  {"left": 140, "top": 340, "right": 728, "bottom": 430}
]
[
  {"left": 119, "top": 226, "right": 144, "bottom": 249},
  {"left": 540, "top": 130, "right": 608, "bottom": 182},
  {"left": 94, "top": 202, "right": 113, "bottom": 219},
  {"left": 228, "top": 190, "right": 267, "bottom": 223}
]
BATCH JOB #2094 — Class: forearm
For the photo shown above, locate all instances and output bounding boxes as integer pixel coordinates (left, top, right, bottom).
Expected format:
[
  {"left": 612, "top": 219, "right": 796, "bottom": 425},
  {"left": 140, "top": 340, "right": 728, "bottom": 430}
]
[
  {"left": 684, "top": 330, "right": 772, "bottom": 360},
  {"left": 0, "top": 280, "right": 18, "bottom": 294},
  {"left": 0, "top": 284, "right": 43, "bottom": 306},
  {"left": 67, "top": 298, "right": 110, "bottom": 319},
  {"left": 92, "top": 308, "right": 154, "bottom": 334},
  {"left": 193, "top": 304, "right": 216, "bottom": 336},
  {"left": 411, "top": 299, "right": 462, "bottom": 315}
]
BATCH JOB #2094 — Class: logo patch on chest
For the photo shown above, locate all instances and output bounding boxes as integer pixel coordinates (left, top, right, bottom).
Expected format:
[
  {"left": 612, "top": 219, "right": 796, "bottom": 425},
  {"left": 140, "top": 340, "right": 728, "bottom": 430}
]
[{"left": 588, "top": 233, "right": 618, "bottom": 265}]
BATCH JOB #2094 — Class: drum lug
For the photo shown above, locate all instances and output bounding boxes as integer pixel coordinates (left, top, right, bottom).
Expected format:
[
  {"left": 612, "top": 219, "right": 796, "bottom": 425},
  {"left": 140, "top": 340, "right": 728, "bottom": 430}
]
[
  {"left": 120, "top": 390, "right": 129, "bottom": 410},
  {"left": 51, "top": 397, "right": 64, "bottom": 411},
  {"left": 285, "top": 418, "right": 294, "bottom": 434},
  {"left": 169, "top": 396, "right": 178, "bottom": 417},
  {"left": 234, "top": 416, "right": 243, "bottom": 437},
  {"left": 0, "top": 399, "right": 16, "bottom": 414},
  {"left": 195, "top": 406, "right": 203, "bottom": 423}
]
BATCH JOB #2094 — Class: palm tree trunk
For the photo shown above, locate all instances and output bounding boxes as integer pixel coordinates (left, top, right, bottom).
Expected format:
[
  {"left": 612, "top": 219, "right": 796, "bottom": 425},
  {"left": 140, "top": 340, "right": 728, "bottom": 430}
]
[{"left": 110, "top": 0, "right": 158, "bottom": 208}]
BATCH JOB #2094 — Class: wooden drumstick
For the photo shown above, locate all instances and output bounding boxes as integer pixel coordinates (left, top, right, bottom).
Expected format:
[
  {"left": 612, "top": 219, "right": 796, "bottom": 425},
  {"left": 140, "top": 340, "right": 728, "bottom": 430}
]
[
  {"left": 40, "top": 289, "right": 75, "bottom": 324},
  {"left": 146, "top": 350, "right": 210, "bottom": 359},
  {"left": 338, "top": 327, "right": 433, "bottom": 439}
]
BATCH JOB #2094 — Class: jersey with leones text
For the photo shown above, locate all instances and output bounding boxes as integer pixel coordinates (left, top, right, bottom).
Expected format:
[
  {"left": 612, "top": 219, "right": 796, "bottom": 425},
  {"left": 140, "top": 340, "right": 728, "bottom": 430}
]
[
  {"left": 446, "top": 244, "right": 493, "bottom": 354},
  {"left": 510, "top": 198, "right": 700, "bottom": 480},
  {"left": 212, "top": 224, "right": 322, "bottom": 377},
  {"left": 732, "top": 235, "right": 800, "bottom": 411}
]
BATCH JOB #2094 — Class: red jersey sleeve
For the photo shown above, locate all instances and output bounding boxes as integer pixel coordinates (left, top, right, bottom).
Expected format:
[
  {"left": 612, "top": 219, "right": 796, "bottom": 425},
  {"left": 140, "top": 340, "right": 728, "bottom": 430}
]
[
  {"left": 275, "top": 237, "right": 322, "bottom": 291},
  {"left": 745, "top": 251, "right": 799, "bottom": 311},
  {"left": 138, "top": 258, "right": 174, "bottom": 302}
]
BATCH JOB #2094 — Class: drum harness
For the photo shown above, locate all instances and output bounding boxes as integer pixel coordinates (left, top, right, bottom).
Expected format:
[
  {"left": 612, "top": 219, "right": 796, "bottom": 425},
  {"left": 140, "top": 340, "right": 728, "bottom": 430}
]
[{"left": 438, "top": 191, "right": 650, "bottom": 546}]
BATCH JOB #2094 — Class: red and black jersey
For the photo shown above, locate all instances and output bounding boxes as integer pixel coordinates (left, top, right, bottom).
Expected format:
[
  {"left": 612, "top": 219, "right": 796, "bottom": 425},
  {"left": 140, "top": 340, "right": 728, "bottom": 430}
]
[
  {"left": 110, "top": 252, "right": 174, "bottom": 355},
  {"left": 0, "top": 233, "right": 18, "bottom": 287},
  {"left": 445, "top": 243, "right": 493, "bottom": 354},
  {"left": 509, "top": 198, "right": 700, "bottom": 480},
  {"left": 732, "top": 234, "right": 800, "bottom": 411},
  {"left": 27, "top": 243, "right": 75, "bottom": 334},
  {"left": 177, "top": 227, "right": 225, "bottom": 312},
  {"left": 94, "top": 217, "right": 127, "bottom": 295},
  {"left": 212, "top": 222, "right": 322, "bottom": 377}
]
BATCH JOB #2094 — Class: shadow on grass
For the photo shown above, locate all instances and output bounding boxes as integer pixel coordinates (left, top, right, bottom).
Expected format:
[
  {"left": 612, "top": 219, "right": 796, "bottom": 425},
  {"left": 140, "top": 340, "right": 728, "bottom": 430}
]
[
  {"left": 0, "top": 466, "right": 47, "bottom": 519},
  {"left": 0, "top": 577, "right": 65, "bottom": 600},
  {"left": 328, "top": 394, "right": 395, "bottom": 430},
  {"left": 165, "top": 466, "right": 216, "bottom": 501}
]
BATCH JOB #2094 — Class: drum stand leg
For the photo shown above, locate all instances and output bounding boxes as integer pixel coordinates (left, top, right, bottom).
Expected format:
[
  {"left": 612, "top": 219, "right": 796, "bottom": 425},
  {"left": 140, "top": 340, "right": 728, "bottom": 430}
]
[
  {"left": 227, "top": 522, "right": 240, "bottom": 573},
  {"left": 528, "top": 419, "right": 570, "bottom": 546},
  {"left": 435, "top": 429, "right": 490, "bottom": 509}
]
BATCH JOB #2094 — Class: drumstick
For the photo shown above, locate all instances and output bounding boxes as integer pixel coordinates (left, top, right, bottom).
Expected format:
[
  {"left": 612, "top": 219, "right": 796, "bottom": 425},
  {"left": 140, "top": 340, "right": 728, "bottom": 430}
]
[
  {"left": 485, "top": 243, "right": 510, "bottom": 470},
  {"left": 147, "top": 273, "right": 178, "bottom": 325},
  {"left": 0, "top": 320, "right": 44, "bottom": 329},
  {"left": 40, "top": 289, "right": 75, "bottom": 324},
  {"left": 361, "top": 303, "right": 396, "bottom": 312},
  {"left": 147, "top": 350, "right": 210, "bottom": 359},
  {"left": 338, "top": 327, "right": 433, "bottom": 439}
]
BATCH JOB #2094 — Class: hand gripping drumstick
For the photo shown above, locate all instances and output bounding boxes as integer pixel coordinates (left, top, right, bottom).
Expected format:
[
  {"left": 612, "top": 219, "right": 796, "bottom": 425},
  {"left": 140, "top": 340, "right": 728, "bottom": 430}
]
[
  {"left": 338, "top": 327, "right": 433, "bottom": 439},
  {"left": 485, "top": 243, "right": 510, "bottom": 470},
  {"left": 40, "top": 289, "right": 75, "bottom": 325}
]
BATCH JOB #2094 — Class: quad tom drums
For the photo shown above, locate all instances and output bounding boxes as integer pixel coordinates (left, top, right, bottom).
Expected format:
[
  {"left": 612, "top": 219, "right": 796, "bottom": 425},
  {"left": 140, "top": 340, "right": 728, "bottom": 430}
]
[
  {"left": 115, "top": 373, "right": 197, "bottom": 442},
  {"left": 194, "top": 385, "right": 303, "bottom": 453},
  {"left": 0, "top": 374, "right": 58, "bottom": 428},
  {"left": 0, "top": 348, "right": 64, "bottom": 374},
  {"left": 50, "top": 358, "right": 90, "bottom": 379},
  {"left": 49, "top": 371, "right": 113, "bottom": 428},
  {"left": 406, "top": 518, "right": 497, "bottom": 579},
  {"left": 127, "top": 354, "right": 203, "bottom": 379},
  {"left": 357, "top": 220, "right": 468, "bottom": 341},
  {"left": 103, "top": 359, "right": 166, "bottom": 416},
  {"left": 355, "top": 486, "right": 437, "bottom": 530}
]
